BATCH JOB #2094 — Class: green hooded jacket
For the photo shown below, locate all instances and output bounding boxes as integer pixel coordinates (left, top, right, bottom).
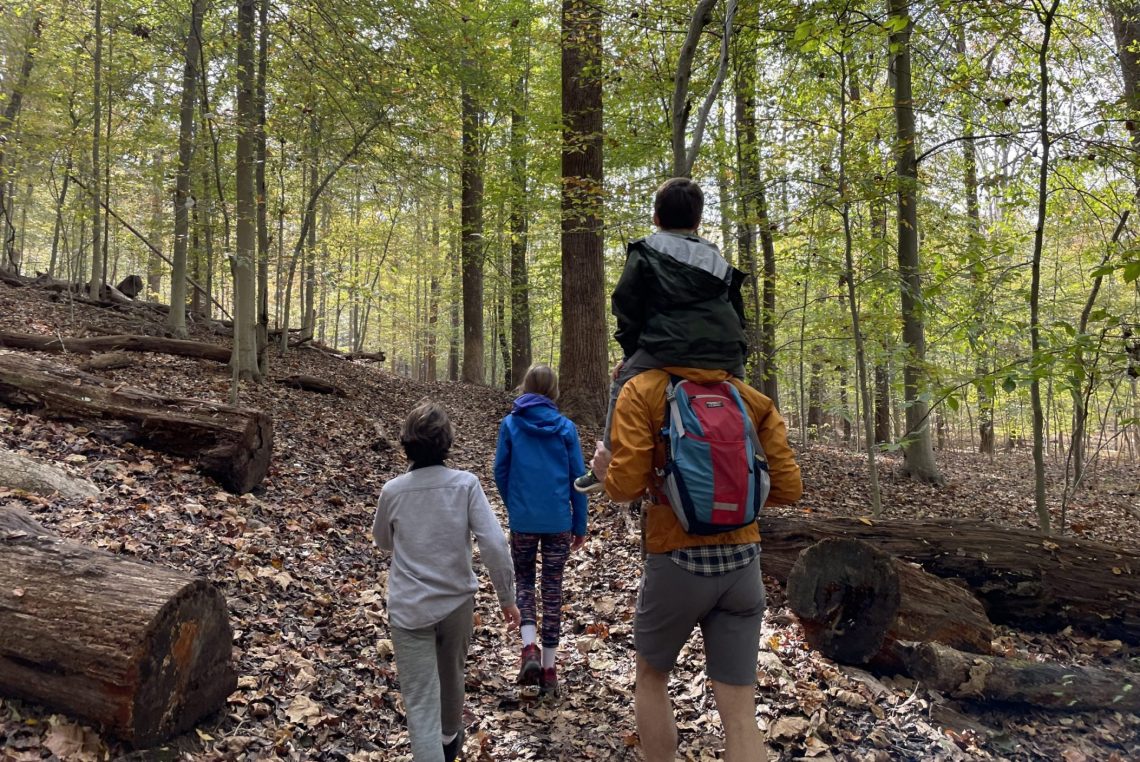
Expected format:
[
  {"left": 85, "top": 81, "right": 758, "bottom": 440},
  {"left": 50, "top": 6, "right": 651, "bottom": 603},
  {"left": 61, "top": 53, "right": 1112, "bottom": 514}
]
[{"left": 612, "top": 231, "right": 748, "bottom": 369}]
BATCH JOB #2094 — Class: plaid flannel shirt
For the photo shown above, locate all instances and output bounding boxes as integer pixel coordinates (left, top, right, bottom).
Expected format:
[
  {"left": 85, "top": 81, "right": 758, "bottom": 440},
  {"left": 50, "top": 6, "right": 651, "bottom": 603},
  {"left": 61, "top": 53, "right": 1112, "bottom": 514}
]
[{"left": 669, "top": 542, "right": 758, "bottom": 577}]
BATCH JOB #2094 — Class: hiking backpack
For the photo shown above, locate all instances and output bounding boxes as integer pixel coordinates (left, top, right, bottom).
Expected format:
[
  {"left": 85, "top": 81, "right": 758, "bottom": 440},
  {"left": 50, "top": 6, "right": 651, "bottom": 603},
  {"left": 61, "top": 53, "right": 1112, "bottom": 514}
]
[{"left": 657, "top": 377, "right": 770, "bottom": 535}]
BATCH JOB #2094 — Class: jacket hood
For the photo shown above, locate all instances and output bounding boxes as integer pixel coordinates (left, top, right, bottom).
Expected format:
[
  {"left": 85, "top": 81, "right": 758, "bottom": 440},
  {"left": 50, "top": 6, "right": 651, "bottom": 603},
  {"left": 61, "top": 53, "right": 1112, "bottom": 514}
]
[
  {"left": 661, "top": 367, "right": 733, "bottom": 384},
  {"left": 510, "top": 394, "right": 564, "bottom": 436}
]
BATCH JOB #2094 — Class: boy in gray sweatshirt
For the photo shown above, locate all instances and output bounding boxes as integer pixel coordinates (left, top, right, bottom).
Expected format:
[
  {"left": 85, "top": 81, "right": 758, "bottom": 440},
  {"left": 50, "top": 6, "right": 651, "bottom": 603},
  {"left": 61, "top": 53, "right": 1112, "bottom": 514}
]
[{"left": 373, "top": 401, "right": 520, "bottom": 762}]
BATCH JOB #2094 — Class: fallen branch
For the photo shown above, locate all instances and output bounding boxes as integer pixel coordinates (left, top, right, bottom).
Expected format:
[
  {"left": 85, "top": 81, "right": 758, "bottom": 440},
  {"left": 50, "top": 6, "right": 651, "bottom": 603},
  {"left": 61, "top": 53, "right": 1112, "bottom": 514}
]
[{"left": 0, "top": 330, "right": 231, "bottom": 364}]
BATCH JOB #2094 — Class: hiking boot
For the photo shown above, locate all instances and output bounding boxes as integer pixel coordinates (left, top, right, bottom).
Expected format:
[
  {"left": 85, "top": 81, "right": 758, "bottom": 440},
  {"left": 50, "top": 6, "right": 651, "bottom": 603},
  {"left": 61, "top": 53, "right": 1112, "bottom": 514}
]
[
  {"left": 443, "top": 728, "right": 464, "bottom": 762},
  {"left": 573, "top": 470, "right": 603, "bottom": 494},
  {"left": 538, "top": 667, "right": 559, "bottom": 698},
  {"left": 517, "top": 644, "right": 541, "bottom": 686}
]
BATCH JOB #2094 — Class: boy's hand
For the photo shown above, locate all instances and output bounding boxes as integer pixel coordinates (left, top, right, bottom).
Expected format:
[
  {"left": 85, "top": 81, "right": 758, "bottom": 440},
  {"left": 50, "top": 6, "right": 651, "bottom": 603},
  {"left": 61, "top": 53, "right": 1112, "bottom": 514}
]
[
  {"left": 502, "top": 604, "right": 521, "bottom": 631},
  {"left": 611, "top": 359, "right": 625, "bottom": 380},
  {"left": 570, "top": 534, "right": 586, "bottom": 552}
]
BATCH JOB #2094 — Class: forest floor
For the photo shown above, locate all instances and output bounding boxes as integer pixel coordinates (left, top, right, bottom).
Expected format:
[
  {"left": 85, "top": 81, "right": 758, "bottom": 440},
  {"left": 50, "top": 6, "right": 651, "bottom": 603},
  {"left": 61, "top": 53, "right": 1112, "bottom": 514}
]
[{"left": 0, "top": 282, "right": 1138, "bottom": 762}]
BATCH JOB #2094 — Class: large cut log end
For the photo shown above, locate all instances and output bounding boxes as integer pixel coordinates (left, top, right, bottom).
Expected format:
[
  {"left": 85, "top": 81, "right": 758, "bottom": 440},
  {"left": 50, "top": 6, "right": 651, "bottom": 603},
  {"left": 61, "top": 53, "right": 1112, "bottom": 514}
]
[
  {"left": 130, "top": 580, "right": 237, "bottom": 746},
  {"left": 200, "top": 412, "right": 273, "bottom": 494},
  {"left": 786, "top": 538, "right": 901, "bottom": 664},
  {"left": 0, "top": 508, "right": 237, "bottom": 746}
]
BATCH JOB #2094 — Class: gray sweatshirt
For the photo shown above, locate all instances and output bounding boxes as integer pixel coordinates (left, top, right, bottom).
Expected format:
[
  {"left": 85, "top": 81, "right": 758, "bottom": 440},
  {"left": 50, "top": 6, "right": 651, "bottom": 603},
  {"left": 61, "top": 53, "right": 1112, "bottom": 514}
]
[{"left": 372, "top": 466, "right": 516, "bottom": 630}]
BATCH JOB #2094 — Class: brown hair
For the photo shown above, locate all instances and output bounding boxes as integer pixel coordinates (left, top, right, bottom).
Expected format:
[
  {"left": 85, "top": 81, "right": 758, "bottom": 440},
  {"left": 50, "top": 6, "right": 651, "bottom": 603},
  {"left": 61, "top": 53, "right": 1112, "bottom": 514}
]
[
  {"left": 400, "top": 400, "right": 454, "bottom": 467},
  {"left": 522, "top": 363, "right": 559, "bottom": 402},
  {"left": 654, "top": 177, "right": 704, "bottom": 231}
]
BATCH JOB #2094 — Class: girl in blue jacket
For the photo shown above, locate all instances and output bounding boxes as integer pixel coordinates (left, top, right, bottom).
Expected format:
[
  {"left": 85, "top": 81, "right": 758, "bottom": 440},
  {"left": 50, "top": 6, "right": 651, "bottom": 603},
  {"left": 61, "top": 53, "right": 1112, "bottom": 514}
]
[{"left": 493, "top": 363, "right": 588, "bottom": 698}]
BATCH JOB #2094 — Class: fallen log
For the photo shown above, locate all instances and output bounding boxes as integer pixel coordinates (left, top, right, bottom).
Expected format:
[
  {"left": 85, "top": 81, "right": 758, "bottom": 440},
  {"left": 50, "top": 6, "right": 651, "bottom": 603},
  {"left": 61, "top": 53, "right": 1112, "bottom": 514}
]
[
  {"left": 0, "top": 507, "right": 236, "bottom": 745},
  {"left": 276, "top": 373, "right": 348, "bottom": 396},
  {"left": 0, "top": 351, "right": 272, "bottom": 493},
  {"left": 786, "top": 539, "right": 993, "bottom": 671},
  {"left": 79, "top": 351, "right": 134, "bottom": 371},
  {"left": 0, "top": 446, "right": 100, "bottom": 500},
  {"left": 895, "top": 641, "right": 1140, "bottom": 711},
  {"left": 760, "top": 514, "right": 1140, "bottom": 644},
  {"left": 348, "top": 350, "right": 387, "bottom": 362},
  {"left": 0, "top": 331, "right": 231, "bottom": 363}
]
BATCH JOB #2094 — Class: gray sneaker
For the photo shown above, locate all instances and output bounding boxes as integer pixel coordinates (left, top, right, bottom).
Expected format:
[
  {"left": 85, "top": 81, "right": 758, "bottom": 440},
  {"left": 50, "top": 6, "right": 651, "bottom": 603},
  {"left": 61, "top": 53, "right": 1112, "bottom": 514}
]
[{"left": 573, "top": 471, "right": 603, "bottom": 494}]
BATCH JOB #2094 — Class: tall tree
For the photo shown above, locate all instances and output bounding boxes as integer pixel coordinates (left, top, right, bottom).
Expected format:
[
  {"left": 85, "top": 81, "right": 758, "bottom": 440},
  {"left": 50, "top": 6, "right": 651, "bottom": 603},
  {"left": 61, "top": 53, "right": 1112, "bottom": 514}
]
[
  {"left": 1028, "top": 0, "right": 1062, "bottom": 532},
  {"left": 231, "top": 0, "right": 262, "bottom": 382},
  {"left": 88, "top": 0, "right": 104, "bottom": 296},
  {"left": 559, "top": 0, "right": 607, "bottom": 423},
  {"left": 509, "top": 7, "right": 533, "bottom": 390},
  {"left": 460, "top": 23, "right": 485, "bottom": 385},
  {"left": 0, "top": 12, "right": 42, "bottom": 273},
  {"left": 168, "top": 0, "right": 204, "bottom": 339},
  {"left": 887, "top": 0, "right": 941, "bottom": 483}
]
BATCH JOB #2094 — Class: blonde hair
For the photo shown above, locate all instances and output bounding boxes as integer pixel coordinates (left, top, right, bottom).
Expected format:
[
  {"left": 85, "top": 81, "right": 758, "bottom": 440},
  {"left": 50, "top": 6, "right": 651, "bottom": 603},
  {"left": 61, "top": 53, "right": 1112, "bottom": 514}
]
[{"left": 522, "top": 363, "right": 559, "bottom": 402}]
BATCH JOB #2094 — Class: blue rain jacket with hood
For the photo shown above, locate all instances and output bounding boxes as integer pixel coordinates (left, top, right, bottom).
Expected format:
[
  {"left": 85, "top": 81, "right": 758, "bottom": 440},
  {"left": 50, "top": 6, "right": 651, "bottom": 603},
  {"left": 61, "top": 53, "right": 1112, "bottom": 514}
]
[{"left": 494, "top": 393, "right": 588, "bottom": 536}]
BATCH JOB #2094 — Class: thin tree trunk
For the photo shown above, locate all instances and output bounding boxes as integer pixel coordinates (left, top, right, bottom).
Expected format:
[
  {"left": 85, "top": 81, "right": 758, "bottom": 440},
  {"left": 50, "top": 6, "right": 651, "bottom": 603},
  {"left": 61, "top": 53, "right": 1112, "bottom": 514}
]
[
  {"left": 838, "top": 41, "right": 881, "bottom": 514},
  {"left": 168, "top": 0, "right": 203, "bottom": 339},
  {"left": 1028, "top": 0, "right": 1061, "bottom": 533},
  {"left": 89, "top": 0, "right": 104, "bottom": 296},
  {"left": 888, "top": 0, "right": 942, "bottom": 484},
  {"left": 232, "top": 0, "right": 262, "bottom": 382},
  {"left": 509, "top": 10, "right": 533, "bottom": 389},
  {"left": 49, "top": 160, "right": 72, "bottom": 279},
  {"left": 0, "top": 13, "right": 41, "bottom": 274},
  {"left": 448, "top": 189, "right": 460, "bottom": 382},
  {"left": 255, "top": 0, "right": 270, "bottom": 373}
]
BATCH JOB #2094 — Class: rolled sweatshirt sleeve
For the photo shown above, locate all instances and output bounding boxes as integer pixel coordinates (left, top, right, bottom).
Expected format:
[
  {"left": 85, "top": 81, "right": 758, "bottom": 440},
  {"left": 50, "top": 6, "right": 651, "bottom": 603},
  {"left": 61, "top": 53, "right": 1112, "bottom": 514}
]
[
  {"left": 467, "top": 478, "right": 516, "bottom": 606},
  {"left": 372, "top": 489, "right": 394, "bottom": 550}
]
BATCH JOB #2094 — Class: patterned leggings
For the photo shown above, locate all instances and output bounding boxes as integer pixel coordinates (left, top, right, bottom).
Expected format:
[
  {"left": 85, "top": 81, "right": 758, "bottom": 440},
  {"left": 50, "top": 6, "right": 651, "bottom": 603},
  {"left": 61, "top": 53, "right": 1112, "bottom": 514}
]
[{"left": 511, "top": 531, "right": 572, "bottom": 648}]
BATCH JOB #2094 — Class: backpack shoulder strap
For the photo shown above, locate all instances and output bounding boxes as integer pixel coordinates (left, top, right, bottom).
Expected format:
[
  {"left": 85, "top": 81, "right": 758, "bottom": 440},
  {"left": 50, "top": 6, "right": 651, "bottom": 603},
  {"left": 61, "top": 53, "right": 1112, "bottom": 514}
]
[
  {"left": 665, "top": 375, "right": 687, "bottom": 439},
  {"left": 724, "top": 382, "right": 767, "bottom": 463}
]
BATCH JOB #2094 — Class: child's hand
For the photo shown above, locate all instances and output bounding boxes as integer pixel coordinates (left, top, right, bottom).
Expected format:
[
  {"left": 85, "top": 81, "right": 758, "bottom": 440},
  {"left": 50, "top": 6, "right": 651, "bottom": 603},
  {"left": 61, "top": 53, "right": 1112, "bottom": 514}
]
[
  {"left": 570, "top": 534, "right": 586, "bottom": 552},
  {"left": 502, "top": 604, "right": 521, "bottom": 631}
]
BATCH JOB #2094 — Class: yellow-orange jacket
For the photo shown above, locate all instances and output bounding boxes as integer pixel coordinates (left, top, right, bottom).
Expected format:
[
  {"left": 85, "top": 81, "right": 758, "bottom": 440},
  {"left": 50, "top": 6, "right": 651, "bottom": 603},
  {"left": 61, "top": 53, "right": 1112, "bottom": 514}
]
[{"left": 604, "top": 367, "right": 802, "bottom": 554}]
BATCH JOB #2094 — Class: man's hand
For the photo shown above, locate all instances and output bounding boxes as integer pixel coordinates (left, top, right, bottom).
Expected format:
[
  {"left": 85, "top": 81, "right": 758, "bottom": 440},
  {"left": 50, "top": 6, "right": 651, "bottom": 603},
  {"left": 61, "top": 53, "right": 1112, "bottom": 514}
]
[
  {"left": 611, "top": 359, "right": 625, "bottom": 380},
  {"left": 590, "top": 442, "right": 612, "bottom": 482},
  {"left": 570, "top": 534, "right": 586, "bottom": 552},
  {"left": 502, "top": 604, "right": 521, "bottom": 631}
]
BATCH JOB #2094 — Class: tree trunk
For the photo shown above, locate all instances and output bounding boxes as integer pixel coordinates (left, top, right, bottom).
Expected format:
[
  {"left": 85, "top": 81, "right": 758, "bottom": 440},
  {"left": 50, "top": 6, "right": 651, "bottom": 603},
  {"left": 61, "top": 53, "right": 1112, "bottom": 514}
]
[
  {"left": 787, "top": 538, "right": 992, "bottom": 671},
  {"left": 0, "top": 331, "right": 232, "bottom": 363},
  {"left": 895, "top": 641, "right": 1140, "bottom": 711},
  {"left": 887, "top": 0, "right": 942, "bottom": 484},
  {"left": 0, "top": 352, "right": 272, "bottom": 492},
  {"left": 509, "top": 13, "right": 533, "bottom": 390},
  {"left": 733, "top": 18, "right": 763, "bottom": 387},
  {"left": 1028, "top": 0, "right": 1061, "bottom": 532},
  {"left": 89, "top": 0, "right": 105, "bottom": 296},
  {"left": 461, "top": 45, "right": 485, "bottom": 385},
  {"left": 0, "top": 507, "right": 236, "bottom": 745},
  {"left": 256, "top": 0, "right": 270, "bottom": 367},
  {"left": 559, "top": 0, "right": 607, "bottom": 423},
  {"left": 232, "top": 0, "right": 261, "bottom": 382},
  {"left": 760, "top": 514, "right": 1140, "bottom": 643},
  {"left": 167, "top": 0, "right": 203, "bottom": 339},
  {"left": 0, "top": 13, "right": 41, "bottom": 274},
  {"left": 448, "top": 190, "right": 460, "bottom": 382}
]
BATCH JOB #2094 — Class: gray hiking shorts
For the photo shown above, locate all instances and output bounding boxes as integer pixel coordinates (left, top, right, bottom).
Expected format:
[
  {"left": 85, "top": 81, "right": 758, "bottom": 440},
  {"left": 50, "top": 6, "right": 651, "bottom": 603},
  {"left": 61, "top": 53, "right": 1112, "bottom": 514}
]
[{"left": 634, "top": 553, "right": 766, "bottom": 685}]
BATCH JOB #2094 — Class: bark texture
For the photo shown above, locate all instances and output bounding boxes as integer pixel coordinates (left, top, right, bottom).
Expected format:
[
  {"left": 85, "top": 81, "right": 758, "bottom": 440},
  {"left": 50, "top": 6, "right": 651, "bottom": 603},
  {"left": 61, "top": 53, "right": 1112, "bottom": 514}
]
[
  {"left": 761, "top": 515, "right": 1140, "bottom": 643},
  {"left": 0, "top": 331, "right": 231, "bottom": 363},
  {"left": 0, "top": 507, "right": 235, "bottom": 745},
  {"left": 895, "top": 641, "right": 1140, "bottom": 711},
  {"left": 0, "top": 352, "right": 272, "bottom": 493},
  {"left": 786, "top": 539, "right": 992, "bottom": 671},
  {"left": 0, "top": 447, "right": 100, "bottom": 500}
]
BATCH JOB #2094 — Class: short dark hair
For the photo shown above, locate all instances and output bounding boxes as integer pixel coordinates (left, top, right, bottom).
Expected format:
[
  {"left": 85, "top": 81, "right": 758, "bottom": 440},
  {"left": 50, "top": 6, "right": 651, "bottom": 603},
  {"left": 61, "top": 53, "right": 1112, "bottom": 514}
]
[
  {"left": 400, "top": 400, "right": 454, "bottom": 466},
  {"left": 654, "top": 177, "right": 704, "bottom": 230}
]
